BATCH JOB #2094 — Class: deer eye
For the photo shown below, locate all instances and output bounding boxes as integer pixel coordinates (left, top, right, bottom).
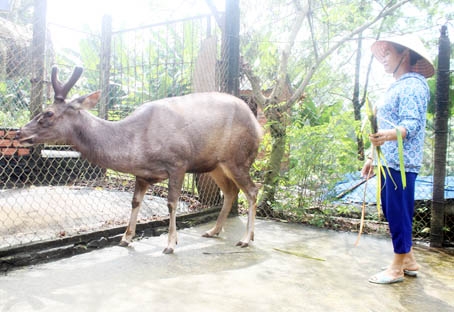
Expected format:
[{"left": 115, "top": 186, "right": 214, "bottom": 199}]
[{"left": 38, "top": 111, "right": 55, "bottom": 126}]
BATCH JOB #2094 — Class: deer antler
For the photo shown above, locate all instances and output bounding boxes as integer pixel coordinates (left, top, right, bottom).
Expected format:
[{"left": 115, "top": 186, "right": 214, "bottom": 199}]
[{"left": 51, "top": 66, "right": 84, "bottom": 101}]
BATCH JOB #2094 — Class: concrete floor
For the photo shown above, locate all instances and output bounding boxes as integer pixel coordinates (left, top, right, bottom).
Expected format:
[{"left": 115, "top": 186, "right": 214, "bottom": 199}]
[{"left": 0, "top": 217, "right": 453, "bottom": 312}]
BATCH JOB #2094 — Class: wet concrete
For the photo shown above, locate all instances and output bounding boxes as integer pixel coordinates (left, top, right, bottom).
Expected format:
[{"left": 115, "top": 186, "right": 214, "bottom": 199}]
[{"left": 0, "top": 217, "right": 453, "bottom": 312}]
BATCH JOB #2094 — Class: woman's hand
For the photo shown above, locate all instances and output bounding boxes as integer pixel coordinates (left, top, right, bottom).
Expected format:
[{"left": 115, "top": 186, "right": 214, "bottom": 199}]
[
  {"left": 369, "top": 132, "right": 387, "bottom": 147},
  {"left": 361, "top": 158, "right": 374, "bottom": 179},
  {"left": 369, "top": 127, "right": 407, "bottom": 147}
]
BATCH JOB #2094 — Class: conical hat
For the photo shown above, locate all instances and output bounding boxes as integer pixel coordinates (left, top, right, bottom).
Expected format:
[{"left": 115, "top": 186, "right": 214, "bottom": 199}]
[{"left": 371, "top": 34, "right": 434, "bottom": 78}]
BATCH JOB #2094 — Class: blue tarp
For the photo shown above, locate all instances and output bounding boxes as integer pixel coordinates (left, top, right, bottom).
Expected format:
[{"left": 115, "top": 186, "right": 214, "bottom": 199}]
[{"left": 334, "top": 173, "right": 454, "bottom": 204}]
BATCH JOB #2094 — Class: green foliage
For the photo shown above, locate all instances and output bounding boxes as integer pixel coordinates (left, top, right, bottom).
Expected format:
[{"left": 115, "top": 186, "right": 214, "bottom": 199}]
[
  {"left": 0, "top": 79, "right": 30, "bottom": 128},
  {"left": 281, "top": 108, "right": 362, "bottom": 213},
  {"left": 79, "top": 37, "right": 101, "bottom": 74},
  {"left": 0, "top": 110, "right": 30, "bottom": 128},
  {"left": 241, "top": 0, "right": 454, "bottom": 225},
  {"left": 108, "top": 20, "right": 198, "bottom": 118},
  {"left": 54, "top": 36, "right": 100, "bottom": 99},
  {"left": 252, "top": 130, "right": 272, "bottom": 178},
  {"left": 319, "top": 0, "right": 371, "bottom": 32},
  {"left": 242, "top": 31, "right": 279, "bottom": 88},
  {"left": 51, "top": 18, "right": 203, "bottom": 121}
]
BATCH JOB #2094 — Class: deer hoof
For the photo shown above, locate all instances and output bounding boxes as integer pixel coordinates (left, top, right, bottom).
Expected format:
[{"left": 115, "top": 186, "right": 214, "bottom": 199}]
[
  {"left": 119, "top": 240, "right": 130, "bottom": 247},
  {"left": 162, "top": 247, "right": 174, "bottom": 254},
  {"left": 236, "top": 241, "right": 249, "bottom": 248},
  {"left": 202, "top": 232, "right": 217, "bottom": 238}
]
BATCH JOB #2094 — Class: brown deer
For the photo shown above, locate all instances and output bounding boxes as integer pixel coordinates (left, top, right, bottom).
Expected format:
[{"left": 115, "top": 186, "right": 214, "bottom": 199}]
[{"left": 16, "top": 66, "right": 262, "bottom": 254}]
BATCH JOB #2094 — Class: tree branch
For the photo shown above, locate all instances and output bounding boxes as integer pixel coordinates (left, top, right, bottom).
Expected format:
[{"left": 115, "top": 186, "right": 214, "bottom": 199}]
[
  {"left": 242, "top": 62, "right": 266, "bottom": 108},
  {"left": 205, "top": 0, "right": 224, "bottom": 31},
  {"left": 289, "top": 0, "right": 410, "bottom": 104},
  {"left": 361, "top": 19, "right": 387, "bottom": 107},
  {"left": 307, "top": 0, "right": 319, "bottom": 62},
  {"left": 269, "top": 0, "right": 310, "bottom": 104}
]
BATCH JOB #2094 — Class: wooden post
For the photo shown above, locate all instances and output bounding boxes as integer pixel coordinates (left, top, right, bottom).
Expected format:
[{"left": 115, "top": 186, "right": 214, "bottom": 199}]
[
  {"left": 430, "top": 25, "right": 451, "bottom": 247},
  {"left": 30, "top": 0, "right": 47, "bottom": 119},
  {"left": 29, "top": 0, "right": 47, "bottom": 163},
  {"left": 224, "top": 0, "right": 240, "bottom": 96},
  {"left": 222, "top": 0, "right": 241, "bottom": 214},
  {"left": 99, "top": 15, "right": 112, "bottom": 120}
]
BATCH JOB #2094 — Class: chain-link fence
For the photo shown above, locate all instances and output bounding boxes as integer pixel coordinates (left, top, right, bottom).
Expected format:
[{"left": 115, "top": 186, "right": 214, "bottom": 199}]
[
  {"left": 0, "top": 2, "right": 231, "bottom": 261},
  {"left": 0, "top": 1, "right": 452, "bottom": 266}
]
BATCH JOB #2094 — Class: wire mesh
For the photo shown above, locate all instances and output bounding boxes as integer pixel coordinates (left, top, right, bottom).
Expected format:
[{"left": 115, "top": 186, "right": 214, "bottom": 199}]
[
  {"left": 0, "top": 4, "right": 225, "bottom": 252},
  {"left": 0, "top": 1, "right": 452, "bottom": 255}
]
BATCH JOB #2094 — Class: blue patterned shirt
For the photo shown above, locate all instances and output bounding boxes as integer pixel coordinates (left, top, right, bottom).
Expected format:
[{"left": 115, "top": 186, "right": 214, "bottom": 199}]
[{"left": 377, "top": 72, "right": 430, "bottom": 173}]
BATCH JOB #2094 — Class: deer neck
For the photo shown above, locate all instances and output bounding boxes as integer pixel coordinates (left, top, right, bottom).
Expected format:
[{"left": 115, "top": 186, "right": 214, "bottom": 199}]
[{"left": 69, "top": 112, "right": 133, "bottom": 171}]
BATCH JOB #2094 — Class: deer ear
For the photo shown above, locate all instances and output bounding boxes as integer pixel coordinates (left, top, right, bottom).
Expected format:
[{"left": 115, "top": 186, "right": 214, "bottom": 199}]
[{"left": 68, "top": 91, "right": 101, "bottom": 110}]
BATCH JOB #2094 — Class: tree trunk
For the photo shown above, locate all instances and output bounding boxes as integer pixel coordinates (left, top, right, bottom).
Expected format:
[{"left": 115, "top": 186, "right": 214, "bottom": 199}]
[
  {"left": 257, "top": 106, "right": 287, "bottom": 216},
  {"left": 244, "top": 0, "right": 410, "bottom": 216}
]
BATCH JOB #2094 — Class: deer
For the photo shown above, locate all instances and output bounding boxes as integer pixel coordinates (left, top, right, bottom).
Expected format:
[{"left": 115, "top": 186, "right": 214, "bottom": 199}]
[{"left": 16, "top": 66, "right": 262, "bottom": 254}]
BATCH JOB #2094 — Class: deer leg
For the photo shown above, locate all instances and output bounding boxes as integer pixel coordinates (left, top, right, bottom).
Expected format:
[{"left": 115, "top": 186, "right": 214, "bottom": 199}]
[
  {"left": 236, "top": 183, "right": 258, "bottom": 248},
  {"left": 236, "top": 190, "right": 257, "bottom": 248},
  {"left": 120, "top": 178, "right": 149, "bottom": 247},
  {"left": 224, "top": 164, "right": 258, "bottom": 248},
  {"left": 202, "top": 167, "right": 239, "bottom": 237},
  {"left": 163, "top": 171, "right": 185, "bottom": 254}
]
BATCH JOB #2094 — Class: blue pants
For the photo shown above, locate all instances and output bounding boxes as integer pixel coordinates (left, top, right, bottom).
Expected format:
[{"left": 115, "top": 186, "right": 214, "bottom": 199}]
[{"left": 380, "top": 168, "right": 417, "bottom": 254}]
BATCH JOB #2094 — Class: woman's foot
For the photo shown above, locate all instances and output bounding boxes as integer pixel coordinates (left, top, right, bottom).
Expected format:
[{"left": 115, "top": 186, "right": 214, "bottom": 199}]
[
  {"left": 403, "top": 269, "right": 418, "bottom": 277},
  {"left": 403, "top": 257, "right": 419, "bottom": 277},
  {"left": 369, "top": 269, "right": 404, "bottom": 284},
  {"left": 380, "top": 264, "right": 419, "bottom": 277}
]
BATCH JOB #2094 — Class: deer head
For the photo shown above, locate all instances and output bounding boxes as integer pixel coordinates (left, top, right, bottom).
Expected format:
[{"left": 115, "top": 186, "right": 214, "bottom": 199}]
[{"left": 17, "top": 66, "right": 101, "bottom": 145}]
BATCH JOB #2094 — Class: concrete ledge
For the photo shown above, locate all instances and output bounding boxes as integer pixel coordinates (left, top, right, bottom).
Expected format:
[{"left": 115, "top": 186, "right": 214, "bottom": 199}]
[{"left": 0, "top": 207, "right": 221, "bottom": 272}]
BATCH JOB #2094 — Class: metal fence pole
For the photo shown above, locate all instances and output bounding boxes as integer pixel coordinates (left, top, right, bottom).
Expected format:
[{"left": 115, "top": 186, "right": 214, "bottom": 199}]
[
  {"left": 30, "top": 0, "right": 46, "bottom": 119},
  {"left": 99, "top": 15, "right": 112, "bottom": 120},
  {"left": 430, "top": 25, "right": 451, "bottom": 247},
  {"left": 222, "top": 0, "right": 240, "bottom": 96},
  {"left": 221, "top": 0, "right": 240, "bottom": 215},
  {"left": 29, "top": 0, "right": 47, "bottom": 161}
]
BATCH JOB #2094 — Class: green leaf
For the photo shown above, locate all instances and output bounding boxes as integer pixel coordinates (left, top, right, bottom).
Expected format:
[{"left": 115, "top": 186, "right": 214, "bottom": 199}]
[
  {"left": 365, "top": 97, "right": 377, "bottom": 133},
  {"left": 396, "top": 127, "right": 406, "bottom": 189},
  {"left": 273, "top": 248, "right": 326, "bottom": 261},
  {"left": 375, "top": 161, "right": 382, "bottom": 217}
]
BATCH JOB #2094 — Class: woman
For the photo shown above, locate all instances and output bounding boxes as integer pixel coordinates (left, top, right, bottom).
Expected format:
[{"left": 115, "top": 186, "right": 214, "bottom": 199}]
[{"left": 361, "top": 34, "right": 434, "bottom": 284}]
